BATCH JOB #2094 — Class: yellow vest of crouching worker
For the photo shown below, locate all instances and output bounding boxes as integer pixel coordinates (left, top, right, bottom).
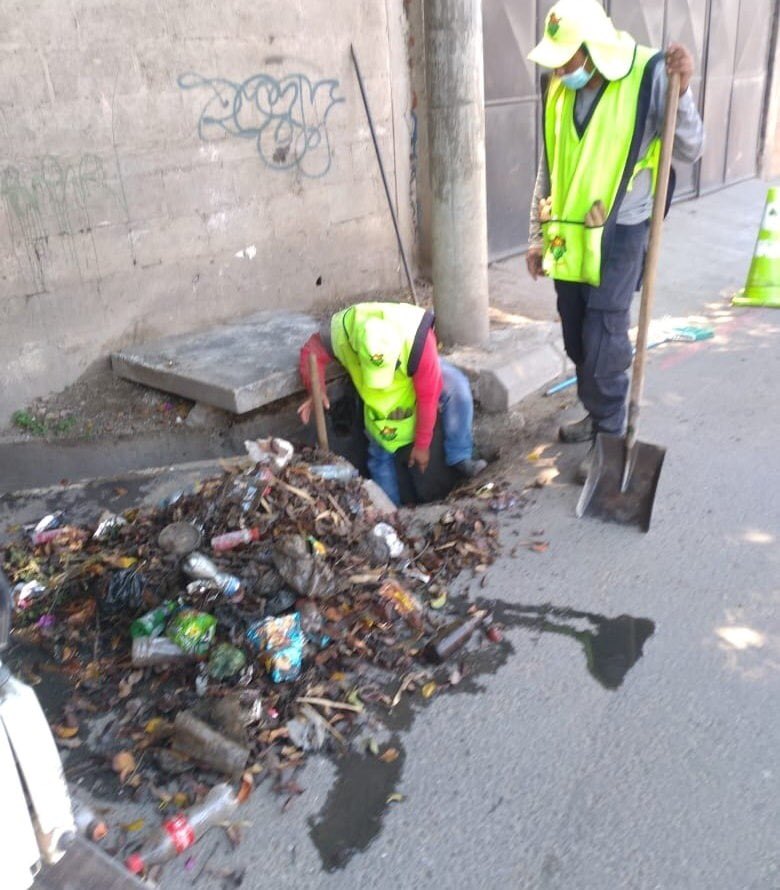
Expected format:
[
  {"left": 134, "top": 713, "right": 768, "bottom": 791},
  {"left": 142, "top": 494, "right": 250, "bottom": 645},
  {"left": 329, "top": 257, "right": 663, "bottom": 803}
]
[{"left": 330, "top": 303, "right": 428, "bottom": 453}]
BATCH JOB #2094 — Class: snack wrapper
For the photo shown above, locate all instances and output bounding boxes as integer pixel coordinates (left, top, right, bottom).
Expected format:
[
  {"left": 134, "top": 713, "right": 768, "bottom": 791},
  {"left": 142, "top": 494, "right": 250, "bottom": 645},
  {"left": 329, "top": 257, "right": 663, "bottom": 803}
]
[{"left": 246, "top": 613, "right": 303, "bottom": 683}]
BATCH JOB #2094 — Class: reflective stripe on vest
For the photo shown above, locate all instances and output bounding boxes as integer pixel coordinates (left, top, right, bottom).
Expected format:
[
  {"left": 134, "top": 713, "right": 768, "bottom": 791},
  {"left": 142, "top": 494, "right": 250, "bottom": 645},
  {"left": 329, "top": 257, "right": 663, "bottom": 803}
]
[
  {"left": 330, "top": 303, "right": 426, "bottom": 452},
  {"left": 542, "top": 45, "right": 662, "bottom": 286}
]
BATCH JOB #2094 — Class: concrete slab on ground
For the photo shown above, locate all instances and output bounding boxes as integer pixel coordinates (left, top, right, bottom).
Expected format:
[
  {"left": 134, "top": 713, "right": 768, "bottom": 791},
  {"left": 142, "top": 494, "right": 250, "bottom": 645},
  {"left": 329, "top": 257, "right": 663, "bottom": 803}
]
[
  {"left": 111, "top": 311, "right": 340, "bottom": 414},
  {"left": 447, "top": 320, "right": 569, "bottom": 413}
]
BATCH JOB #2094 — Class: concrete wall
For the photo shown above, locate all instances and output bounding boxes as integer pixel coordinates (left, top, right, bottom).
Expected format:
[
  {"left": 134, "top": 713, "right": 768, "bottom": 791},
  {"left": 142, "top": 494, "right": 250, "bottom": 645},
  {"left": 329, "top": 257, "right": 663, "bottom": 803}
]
[{"left": 0, "top": 0, "right": 418, "bottom": 422}]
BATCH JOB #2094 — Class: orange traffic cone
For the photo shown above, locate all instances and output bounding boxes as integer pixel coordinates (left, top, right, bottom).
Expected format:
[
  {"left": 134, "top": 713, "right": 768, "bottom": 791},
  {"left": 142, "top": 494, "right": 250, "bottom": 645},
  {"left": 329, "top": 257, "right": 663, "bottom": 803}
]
[{"left": 732, "top": 187, "right": 780, "bottom": 308}]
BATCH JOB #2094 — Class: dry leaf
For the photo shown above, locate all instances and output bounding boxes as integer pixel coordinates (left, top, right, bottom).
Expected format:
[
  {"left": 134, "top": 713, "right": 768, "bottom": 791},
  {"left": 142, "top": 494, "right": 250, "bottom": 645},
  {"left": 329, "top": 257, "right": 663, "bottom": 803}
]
[
  {"left": 144, "top": 717, "right": 167, "bottom": 735},
  {"left": 421, "top": 681, "right": 437, "bottom": 699},
  {"left": 379, "top": 747, "right": 399, "bottom": 763},
  {"left": 53, "top": 724, "right": 79, "bottom": 739},
  {"left": 237, "top": 771, "right": 254, "bottom": 804},
  {"left": 83, "top": 661, "right": 101, "bottom": 682},
  {"left": 530, "top": 542, "right": 549, "bottom": 553},
  {"left": 123, "top": 819, "right": 145, "bottom": 832},
  {"left": 534, "top": 468, "right": 559, "bottom": 487},
  {"left": 112, "top": 750, "right": 136, "bottom": 783}
]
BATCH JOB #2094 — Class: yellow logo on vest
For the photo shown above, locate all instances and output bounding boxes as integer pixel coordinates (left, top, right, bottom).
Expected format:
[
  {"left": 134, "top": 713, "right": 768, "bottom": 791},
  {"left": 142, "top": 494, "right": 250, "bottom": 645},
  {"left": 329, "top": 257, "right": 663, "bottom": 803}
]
[
  {"left": 369, "top": 353, "right": 384, "bottom": 367},
  {"left": 732, "top": 187, "right": 780, "bottom": 308},
  {"left": 550, "top": 235, "right": 567, "bottom": 260},
  {"left": 379, "top": 426, "right": 398, "bottom": 441}
]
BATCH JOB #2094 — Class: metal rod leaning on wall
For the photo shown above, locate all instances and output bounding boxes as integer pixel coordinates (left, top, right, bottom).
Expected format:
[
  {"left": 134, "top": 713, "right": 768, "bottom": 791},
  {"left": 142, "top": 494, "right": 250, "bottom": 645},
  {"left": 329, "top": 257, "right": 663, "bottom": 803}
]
[{"left": 349, "top": 44, "right": 419, "bottom": 306}]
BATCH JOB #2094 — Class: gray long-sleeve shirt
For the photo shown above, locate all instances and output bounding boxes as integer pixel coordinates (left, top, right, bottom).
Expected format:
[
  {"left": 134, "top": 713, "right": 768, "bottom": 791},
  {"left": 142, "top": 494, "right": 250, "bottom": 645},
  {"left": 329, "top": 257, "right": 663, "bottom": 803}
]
[{"left": 528, "top": 61, "right": 705, "bottom": 247}]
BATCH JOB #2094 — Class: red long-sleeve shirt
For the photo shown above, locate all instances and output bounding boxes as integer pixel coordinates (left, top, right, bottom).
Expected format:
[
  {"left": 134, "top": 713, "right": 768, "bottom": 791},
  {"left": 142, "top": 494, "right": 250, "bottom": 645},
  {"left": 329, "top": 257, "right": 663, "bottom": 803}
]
[{"left": 300, "top": 328, "right": 442, "bottom": 450}]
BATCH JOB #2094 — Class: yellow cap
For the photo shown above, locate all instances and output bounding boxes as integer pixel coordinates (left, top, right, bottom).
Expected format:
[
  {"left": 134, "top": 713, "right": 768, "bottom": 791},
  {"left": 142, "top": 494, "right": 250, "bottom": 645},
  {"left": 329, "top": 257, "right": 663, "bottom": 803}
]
[{"left": 528, "top": 0, "right": 636, "bottom": 81}]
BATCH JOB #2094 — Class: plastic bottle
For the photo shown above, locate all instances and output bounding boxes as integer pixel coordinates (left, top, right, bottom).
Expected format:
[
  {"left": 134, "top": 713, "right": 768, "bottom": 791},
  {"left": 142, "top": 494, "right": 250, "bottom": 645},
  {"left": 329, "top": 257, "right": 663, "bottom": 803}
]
[
  {"left": 125, "top": 783, "right": 239, "bottom": 874},
  {"left": 181, "top": 552, "right": 242, "bottom": 597},
  {"left": 72, "top": 799, "right": 108, "bottom": 842},
  {"left": 130, "top": 601, "right": 177, "bottom": 638},
  {"left": 32, "top": 527, "right": 68, "bottom": 546},
  {"left": 308, "top": 463, "right": 359, "bottom": 482},
  {"left": 424, "top": 610, "right": 488, "bottom": 664},
  {"left": 131, "top": 636, "right": 200, "bottom": 667},
  {"left": 210, "top": 528, "right": 261, "bottom": 552}
]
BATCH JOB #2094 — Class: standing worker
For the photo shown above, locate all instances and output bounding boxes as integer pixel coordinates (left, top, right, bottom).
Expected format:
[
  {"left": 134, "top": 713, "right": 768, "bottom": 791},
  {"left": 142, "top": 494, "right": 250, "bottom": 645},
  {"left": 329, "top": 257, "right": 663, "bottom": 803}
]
[
  {"left": 525, "top": 0, "right": 704, "bottom": 480},
  {"left": 298, "top": 302, "right": 486, "bottom": 506}
]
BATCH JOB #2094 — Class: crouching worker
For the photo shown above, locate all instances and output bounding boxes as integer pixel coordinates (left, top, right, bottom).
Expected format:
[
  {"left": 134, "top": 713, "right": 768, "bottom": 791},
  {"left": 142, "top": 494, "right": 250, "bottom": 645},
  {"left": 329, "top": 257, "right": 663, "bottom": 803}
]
[{"left": 298, "top": 302, "right": 486, "bottom": 506}]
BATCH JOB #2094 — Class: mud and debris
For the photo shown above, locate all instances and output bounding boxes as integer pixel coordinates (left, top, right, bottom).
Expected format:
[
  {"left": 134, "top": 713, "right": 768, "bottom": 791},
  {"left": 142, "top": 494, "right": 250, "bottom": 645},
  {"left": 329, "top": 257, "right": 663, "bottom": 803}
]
[{"left": 1, "top": 439, "right": 509, "bottom": 877}]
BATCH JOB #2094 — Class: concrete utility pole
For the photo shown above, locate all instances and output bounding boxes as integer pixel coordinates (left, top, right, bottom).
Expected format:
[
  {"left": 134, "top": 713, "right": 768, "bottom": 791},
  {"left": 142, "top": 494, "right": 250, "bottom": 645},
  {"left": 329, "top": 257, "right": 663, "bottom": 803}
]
[{"left": 423, "top": 0, "right": 490, "bottom": 347}]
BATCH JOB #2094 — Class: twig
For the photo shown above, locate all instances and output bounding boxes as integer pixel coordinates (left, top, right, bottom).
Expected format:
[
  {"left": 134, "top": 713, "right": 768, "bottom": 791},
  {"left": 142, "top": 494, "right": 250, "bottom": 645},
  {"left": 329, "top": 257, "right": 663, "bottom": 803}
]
[{"left": 296, "top": 696, "right": 364, "bottom": 713}]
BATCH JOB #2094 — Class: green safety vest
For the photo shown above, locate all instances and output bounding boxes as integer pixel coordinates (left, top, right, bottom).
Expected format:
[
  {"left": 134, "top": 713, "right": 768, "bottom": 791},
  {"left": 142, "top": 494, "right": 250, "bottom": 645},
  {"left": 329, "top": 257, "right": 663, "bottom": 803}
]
[
  {"left": 542, "top": 45, "right": 663, "bottom": 286},
  {"left": 330, "top": 303, "right": 428, "bottom": 452}
]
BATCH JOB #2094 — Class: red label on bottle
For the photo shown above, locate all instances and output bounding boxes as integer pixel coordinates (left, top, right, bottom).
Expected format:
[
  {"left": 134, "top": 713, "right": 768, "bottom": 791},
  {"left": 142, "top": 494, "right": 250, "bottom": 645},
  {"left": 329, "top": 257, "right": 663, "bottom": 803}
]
[{"left": 164, "top": 815, "right": 196, "bottom": 853}]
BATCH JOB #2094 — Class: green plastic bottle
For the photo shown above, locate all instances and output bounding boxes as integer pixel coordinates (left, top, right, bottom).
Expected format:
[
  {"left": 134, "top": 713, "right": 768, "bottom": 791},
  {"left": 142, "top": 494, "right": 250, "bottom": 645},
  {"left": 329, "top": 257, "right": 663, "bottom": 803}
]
[{"left": 130, "top": 601, "right": 177, "bottom": 639}]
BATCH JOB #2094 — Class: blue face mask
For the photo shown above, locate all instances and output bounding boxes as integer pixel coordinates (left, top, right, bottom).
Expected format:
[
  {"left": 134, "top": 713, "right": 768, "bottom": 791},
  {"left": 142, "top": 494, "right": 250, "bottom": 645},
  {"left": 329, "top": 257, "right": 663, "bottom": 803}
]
[{"left": 561, "top": 63, "right": 595, "bottom": 90}]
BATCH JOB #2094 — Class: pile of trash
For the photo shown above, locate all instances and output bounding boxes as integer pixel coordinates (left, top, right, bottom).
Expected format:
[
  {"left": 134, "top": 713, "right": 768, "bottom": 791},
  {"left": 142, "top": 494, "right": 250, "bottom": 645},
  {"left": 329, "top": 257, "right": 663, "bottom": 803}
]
[{"left": 2, "top": 438, "right": 503, "bottom": 872}]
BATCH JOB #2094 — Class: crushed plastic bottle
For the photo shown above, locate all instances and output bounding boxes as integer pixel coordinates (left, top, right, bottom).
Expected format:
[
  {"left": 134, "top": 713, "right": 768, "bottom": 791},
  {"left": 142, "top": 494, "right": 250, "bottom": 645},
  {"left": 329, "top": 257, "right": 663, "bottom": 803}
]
[
  {"left": 125, "top": 783, "right": 239, "bottom": 874},
  {"left": 31, "top": 527, "right": 69, "bottom": 546},
  {"left": 131, "top": 637, "right": 199, "bottom": 667},
  {"left": 308, "top": 463, "right": 359, "bottom": 482},
  {"left": 182, "top": 552, "right": 242, "bottom": 598},
  {"left": 211, "top": 528, "right": 261, "bottom": 553}
]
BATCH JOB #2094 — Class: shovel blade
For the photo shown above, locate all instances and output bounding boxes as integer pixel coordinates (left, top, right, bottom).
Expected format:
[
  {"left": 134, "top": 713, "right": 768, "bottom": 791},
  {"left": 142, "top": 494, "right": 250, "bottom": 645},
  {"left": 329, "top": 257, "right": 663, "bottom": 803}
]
[{"left": 576, "top": 433, "right": 666, "bottom": 532}]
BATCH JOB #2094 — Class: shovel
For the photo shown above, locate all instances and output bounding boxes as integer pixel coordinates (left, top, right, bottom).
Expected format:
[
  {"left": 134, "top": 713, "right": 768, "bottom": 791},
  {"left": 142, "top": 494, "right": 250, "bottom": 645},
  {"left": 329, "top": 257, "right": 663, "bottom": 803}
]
[{"left": 576, "top": 71, "right": 680, "bottom": 532}]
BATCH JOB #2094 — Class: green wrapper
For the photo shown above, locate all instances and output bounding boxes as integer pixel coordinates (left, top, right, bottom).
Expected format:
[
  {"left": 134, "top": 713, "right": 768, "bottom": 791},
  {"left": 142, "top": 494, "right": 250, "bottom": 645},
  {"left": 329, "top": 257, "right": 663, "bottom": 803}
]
[{"left": 166, "top": 609, "right": 216, "bottom": 655}]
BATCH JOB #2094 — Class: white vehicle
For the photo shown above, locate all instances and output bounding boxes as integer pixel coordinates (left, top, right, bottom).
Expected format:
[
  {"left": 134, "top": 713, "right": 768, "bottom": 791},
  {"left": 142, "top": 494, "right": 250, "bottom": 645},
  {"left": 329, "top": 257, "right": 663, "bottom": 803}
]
[{"left": 0, "top": 570, "right": 142, "bottom": 890}]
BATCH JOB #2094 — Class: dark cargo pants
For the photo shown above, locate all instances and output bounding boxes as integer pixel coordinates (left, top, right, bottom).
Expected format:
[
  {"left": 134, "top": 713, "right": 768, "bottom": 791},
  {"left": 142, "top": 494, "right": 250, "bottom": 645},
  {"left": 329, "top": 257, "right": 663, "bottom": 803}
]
[{"left": 554, "top": 221, "right": 650, "bottom": 435}]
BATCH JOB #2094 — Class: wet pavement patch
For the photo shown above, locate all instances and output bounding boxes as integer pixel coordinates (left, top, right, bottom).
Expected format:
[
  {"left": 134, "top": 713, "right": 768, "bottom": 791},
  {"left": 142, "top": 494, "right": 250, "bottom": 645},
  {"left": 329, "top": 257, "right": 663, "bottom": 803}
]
[
  {"left": 307, "top": 601, "right": 654, "bottom": 870},
  {"left": 307, "top": 637, "right": 514, "bottom": 871},
  {"left": 308, "top": 738, "right": 406, "bottom": 871},
  {"left": 487, "top": 600, "right": 655, "bottom": 690}
]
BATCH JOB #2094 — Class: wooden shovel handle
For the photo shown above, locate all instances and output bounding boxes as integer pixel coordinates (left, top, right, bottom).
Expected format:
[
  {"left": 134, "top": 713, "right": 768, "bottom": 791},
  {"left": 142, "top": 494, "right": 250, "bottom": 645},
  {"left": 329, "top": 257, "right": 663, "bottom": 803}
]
[
  {"left": 309, "top": 352, "right": 329, "bottom": 451},
  {"left": 626, "top": 71, "right": 680, "bottom": 451}
]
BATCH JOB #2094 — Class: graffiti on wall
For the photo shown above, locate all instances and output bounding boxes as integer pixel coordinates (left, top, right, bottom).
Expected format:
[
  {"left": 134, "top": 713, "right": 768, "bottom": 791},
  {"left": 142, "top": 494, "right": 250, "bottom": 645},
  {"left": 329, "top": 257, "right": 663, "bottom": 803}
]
[
  {"left": 1, "top": 154, "right": 127, "bottom": 295},
  {"left": 178, "top": 71, "right": 345, "bottom": 179}
]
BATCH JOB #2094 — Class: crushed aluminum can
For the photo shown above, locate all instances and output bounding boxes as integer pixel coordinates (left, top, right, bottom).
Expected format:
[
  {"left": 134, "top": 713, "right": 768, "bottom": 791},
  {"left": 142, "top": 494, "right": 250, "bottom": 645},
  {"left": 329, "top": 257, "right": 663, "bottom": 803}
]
[{"left": 93, "top": 512, "right": 127, "bottom": 540}]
